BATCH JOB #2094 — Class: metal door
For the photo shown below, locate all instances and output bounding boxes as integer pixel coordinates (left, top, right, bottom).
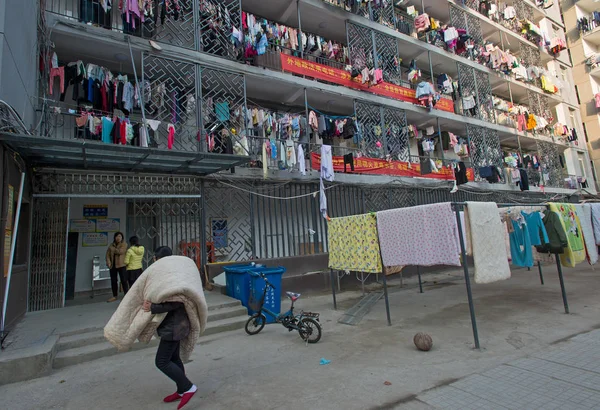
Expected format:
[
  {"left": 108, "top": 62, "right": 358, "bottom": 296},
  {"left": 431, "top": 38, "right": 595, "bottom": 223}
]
[{"left": 29, "top": 198, "right": 69, "bottom": 311}]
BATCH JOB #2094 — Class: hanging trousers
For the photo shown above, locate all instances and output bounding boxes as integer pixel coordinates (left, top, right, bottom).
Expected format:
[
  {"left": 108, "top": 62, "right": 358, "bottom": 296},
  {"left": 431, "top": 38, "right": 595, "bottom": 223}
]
[
  {"left": 155, "top": 339, "right": 193, "bottom": 394},
  {"left": 110, "top": 266, "right": 128, "bottom": 297}
]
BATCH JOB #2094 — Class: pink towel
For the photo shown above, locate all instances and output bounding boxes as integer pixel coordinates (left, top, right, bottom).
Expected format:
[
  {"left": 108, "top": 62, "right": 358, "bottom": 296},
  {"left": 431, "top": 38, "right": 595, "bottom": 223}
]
[{"left": 376, "top": 203, "right": 461, "bottom": 267}]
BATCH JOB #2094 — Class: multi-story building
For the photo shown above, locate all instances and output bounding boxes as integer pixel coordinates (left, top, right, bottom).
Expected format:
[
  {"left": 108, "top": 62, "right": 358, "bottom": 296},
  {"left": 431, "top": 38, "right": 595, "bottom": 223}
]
[
  {"left": 561, "top": 0, "right": 600, "bottom": 183},
  {"left": 0, "top": 0, "right": 595, "bottom": 320}
]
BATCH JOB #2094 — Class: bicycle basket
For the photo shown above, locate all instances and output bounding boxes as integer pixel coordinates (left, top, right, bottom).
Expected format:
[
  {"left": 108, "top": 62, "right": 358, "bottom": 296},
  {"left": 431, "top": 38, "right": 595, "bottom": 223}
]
[{"left": 248, "top": 294, "right": 264, "bottom": 312}]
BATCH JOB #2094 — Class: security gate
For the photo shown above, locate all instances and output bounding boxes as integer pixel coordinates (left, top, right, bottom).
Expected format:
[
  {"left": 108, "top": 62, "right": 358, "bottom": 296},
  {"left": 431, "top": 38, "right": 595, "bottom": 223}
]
[
  {"left": 29, "top": 198, "right": 69, "bottom": 312},
  {"left": 128, "top": 198, "right": 203, "bottom": 269}
]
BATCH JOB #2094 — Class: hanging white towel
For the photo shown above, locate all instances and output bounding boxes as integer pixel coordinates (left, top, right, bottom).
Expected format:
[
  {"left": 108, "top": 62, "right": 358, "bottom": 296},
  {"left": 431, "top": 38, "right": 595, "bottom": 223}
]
[
  {"left": 465, "top": 202, "right": 511, "bottom": 284},
  {"left": 578, "top": 205, "right": 598, "bottom": 265},
  {"left": 321, "top": 145, "right": 334, "bottom": 181},
  {"left": 298, "top": 144, "right": 306, "bottom": 176},
  {"left": 262, "top": 142, "right": 268, "bottom": 179},
  {"left": 319, "top": 178, "right": 327, "bottom": 219},
  {"left": 590, "top": 203, "right": 600, "bottom": 245}
]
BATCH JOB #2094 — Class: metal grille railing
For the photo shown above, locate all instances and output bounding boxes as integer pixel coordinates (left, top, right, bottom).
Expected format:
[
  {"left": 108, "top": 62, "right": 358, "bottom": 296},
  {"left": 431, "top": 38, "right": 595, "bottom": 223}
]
[
  {"left": 347, "top": 22, "right": 375, "bottom": 70},
  {"left": 143, "top": 54, "right": 199, "bottom": 151},
  {"left": 45, "top": 0, "right": 241, "bottom": 56},
  {"left": 536, "top": 140, "right": 563, "bottom": 188},
  {"left": 467, "top": 124, "right": 503, "bottom": 179}
]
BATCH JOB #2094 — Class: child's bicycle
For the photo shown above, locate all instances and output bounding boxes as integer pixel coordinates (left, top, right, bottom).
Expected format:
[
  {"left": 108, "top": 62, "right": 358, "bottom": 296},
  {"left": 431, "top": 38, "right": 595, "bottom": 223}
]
[{"left": 244, "top": 272, "right": 322, "bottom": 343}]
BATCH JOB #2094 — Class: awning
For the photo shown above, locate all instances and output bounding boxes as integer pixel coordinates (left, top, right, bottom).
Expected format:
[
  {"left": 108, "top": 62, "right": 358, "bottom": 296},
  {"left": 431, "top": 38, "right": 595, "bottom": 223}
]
[{"left": 0, "top": 133, "right": 251, "bottom": 175}]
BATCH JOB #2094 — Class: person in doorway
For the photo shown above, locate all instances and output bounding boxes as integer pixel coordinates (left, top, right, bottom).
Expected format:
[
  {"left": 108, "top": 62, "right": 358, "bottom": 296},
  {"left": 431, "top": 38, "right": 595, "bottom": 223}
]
[
  {"left": 124, "top": 236, "right": 145, "bottom": 288},
  {"left": 106, "top": 231, "right": 128, "bottom": 302},
  {"left": 142, "top": 246, "right": 198, "bottom": 409}
]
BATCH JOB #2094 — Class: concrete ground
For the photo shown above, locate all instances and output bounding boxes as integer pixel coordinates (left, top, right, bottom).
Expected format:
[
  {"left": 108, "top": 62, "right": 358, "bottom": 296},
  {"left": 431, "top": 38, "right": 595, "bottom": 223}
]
[{"left": 2, "top": 263, "right": 600, "bottom": 410}]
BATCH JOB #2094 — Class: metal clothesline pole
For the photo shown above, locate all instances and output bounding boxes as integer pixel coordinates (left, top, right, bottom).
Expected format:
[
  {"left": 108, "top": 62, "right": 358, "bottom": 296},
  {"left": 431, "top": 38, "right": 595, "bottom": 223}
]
[
  {"left": 538, "top": 261, "right": 545, "bottom": 285},
  {"left": 417, "top": 266, "right": 424, "bottom": 293},
  {"left": 555, "top": 255, "right": 570, "bottom": 314},
  {"left": 330, "top": 269, "right": 337, "bottom": 310},
  {"left": 453, "top": 203, "right": 480, "bottom": 350},
  {"left": 382, "top": 271, "right": 391, "bottom": 326}
]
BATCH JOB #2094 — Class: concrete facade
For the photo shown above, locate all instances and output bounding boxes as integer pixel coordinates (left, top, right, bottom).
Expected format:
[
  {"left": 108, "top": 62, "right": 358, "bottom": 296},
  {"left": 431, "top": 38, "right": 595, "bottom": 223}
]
[{"left": 561, "top": 0, "right": 600, "bottom": 184}]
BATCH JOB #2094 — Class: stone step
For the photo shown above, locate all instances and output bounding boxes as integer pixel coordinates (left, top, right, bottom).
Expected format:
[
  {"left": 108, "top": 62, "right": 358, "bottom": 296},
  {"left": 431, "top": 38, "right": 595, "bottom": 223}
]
[
  {"left": 57, "top": 305, "right": 248, "bottom": 351},
  {"left": 53, "top": 315, "right": 249, "bottom": 369}
]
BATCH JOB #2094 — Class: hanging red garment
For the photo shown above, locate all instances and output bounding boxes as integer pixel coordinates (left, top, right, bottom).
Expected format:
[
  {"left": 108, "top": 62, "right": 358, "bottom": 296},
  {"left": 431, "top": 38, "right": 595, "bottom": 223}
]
[
  {"left": 168, "top": 123, "right": 175, "bottom": 149},
  {"left": 101, "top": 84, "right": 108, "bottom": 112},
  {"left": 120, "top": 121, "right": 127, "bottom": 145}
]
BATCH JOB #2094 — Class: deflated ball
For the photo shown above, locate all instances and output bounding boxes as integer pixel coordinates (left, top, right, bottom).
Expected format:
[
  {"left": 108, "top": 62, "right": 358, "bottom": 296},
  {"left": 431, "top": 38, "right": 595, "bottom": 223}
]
[{"left": 414, "top": 332, "right": 433, "bottom": 351}]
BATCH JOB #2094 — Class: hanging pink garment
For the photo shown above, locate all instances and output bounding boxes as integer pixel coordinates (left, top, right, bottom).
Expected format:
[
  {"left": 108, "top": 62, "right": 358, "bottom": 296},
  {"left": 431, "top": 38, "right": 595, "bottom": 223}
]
[{"left": 168, "top": 123, "right": 175, "bottom": 149}]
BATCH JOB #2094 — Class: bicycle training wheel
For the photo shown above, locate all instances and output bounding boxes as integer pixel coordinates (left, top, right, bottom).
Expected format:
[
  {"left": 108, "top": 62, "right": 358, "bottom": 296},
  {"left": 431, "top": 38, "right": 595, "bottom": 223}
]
[
  {"left": 245, "top": 313, "right": 267, "bottom": 335},
  {"left": 299, "top": 317, "right": 322, "bottom": 343}
]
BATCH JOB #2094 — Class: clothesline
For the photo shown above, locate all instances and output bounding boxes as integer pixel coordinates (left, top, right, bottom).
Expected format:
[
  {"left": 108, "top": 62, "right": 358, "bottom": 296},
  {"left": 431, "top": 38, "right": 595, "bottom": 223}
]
[{"left": 328, "top": 200, "right": 594, "bottom": 348}]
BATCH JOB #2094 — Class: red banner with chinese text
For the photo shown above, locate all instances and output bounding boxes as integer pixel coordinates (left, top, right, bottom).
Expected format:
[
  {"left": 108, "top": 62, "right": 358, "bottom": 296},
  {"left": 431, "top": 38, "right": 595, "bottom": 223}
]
[
  {"left": 311, "top": 153, "right": 474, "bottom": 181},
  {"left": 280, "top": 54, "right": 454, "bottom": 113}
]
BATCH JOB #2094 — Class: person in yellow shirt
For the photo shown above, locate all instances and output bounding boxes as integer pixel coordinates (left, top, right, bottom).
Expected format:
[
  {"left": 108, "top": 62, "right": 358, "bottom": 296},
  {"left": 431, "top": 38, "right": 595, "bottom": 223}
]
[{"left": 124, "top": 236, "right": 145, "bottom": 288}]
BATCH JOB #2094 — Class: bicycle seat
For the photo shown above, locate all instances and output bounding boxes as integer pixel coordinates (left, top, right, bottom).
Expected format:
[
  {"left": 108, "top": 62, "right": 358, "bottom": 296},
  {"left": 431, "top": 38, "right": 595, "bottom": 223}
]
[{"left": 286, "top": 291, "right": 301, "bottom": 302}]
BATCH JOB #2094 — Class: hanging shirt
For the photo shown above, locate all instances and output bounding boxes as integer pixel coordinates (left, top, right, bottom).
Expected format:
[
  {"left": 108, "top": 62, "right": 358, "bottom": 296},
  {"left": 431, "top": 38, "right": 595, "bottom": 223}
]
[
  {"left": 509, "top": 219, "right": 534, "bottom": 267},
  {"left": 101, "top": 117, "right": 114, "bottom": 144},
  {"left": 549, "top": 203, "right": 585, "bottom": 267}
]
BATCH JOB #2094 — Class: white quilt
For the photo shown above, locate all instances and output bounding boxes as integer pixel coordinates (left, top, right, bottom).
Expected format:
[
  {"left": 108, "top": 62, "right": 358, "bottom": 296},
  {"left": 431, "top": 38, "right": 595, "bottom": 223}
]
[
  {"left": 466, "top": 202, "right": 511, "bottom": 284},
  {"left": 104, "top": 256, "right": 208, "bottom": 361}
]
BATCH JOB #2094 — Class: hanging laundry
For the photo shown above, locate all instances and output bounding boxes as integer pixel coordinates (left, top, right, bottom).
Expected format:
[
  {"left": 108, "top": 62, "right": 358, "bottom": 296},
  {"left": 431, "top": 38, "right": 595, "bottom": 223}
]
[
  {"left": 508, "top": 217, "right": 534, "bottom": 268},
  {"left": 327, "top": 213, "right": 383, "bottom": 274},
  {"left": 167, "top": 123, "right": 175, "bottom": 150},
  {"left": 297, "top": 144, "right": 306, "bottom": 176},
  {"left": 320, "top": 145, "right": 334, "bottom": 219},
  {"left": 576, "top": 205, "right": 598, "bottom": 265},
  {"left": 521, "top": 211, "right": 549, "bottom": 247},
  {"left": 590, "top": 203, "right": 600, "bottom": 245},
  {"left": 548, "top": 203, "right": 585, "bottom": 267},
  {"left": 464, "top": 202, "right": 511, "bottom": 284},
  {"left": 376, "top": 203, "right": 461, "bottom": 267}
]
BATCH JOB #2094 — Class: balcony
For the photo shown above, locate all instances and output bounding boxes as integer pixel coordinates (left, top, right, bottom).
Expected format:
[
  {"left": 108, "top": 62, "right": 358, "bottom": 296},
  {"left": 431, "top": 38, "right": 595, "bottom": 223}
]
[{"left": 583, "top": 25, "right": 600, "bottom": 47}]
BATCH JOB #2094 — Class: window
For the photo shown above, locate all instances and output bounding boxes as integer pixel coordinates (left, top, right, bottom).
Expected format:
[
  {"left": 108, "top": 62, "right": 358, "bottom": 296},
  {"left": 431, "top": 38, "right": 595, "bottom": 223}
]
[
  {"left": 583, "top": 123, "right": 589, "bottom": 143},
  {"left": 569, "top": 109, "right": 576, "bottom": 129},
  {"left": 578, "top": 156, "right": 587, "bottom": 178},
  {"left": 574, "top": 85, "right": 581, "bottom": 104}
]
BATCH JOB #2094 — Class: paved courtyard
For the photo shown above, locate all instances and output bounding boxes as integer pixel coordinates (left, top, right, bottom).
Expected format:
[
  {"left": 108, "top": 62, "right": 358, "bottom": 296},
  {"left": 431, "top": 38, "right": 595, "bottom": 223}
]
[
  {"left": 413, "top": 329, "right": 600, "bottom": 409},
  {"left": 1, "top": 264, "right": 600, "bottom": 409}
]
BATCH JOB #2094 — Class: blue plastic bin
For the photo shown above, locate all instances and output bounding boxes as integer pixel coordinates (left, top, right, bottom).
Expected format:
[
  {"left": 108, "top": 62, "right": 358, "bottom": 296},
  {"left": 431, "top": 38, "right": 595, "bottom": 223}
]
[
  {"left": 223, "top": 264, "right": 265, "bottom": 308},
  {"left": 248, "top": 267, "right": 285, "bottom": 323}
]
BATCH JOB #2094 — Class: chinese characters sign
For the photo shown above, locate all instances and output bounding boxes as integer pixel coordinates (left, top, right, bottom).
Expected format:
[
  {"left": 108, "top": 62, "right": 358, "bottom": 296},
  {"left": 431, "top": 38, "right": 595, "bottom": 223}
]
[
  {"left": 280, "top": 55, "right": 454, "bottom": 113},
  {"left": 311, "top": 153, "right": 474, "bottom": 181}
]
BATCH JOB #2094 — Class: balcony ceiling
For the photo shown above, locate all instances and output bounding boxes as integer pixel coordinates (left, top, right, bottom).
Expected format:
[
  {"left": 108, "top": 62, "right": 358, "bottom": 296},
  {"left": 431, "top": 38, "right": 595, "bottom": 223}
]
[
  {"left": 583, "top": 27, "right": 600, "bottom": 47},
  {"left": 0, "top": 133, "right": 250, "bottom": 175},
  {"left": 576, "top": 0, "right": 600, "bottom": 14},
  {"left": 242, "top": 0, "right": 347, "bottom": 44}
]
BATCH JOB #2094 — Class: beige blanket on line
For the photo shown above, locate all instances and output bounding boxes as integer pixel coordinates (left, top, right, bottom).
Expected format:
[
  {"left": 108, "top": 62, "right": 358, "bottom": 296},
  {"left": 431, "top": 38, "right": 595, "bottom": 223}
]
[
  {"left": 104, "top": 256, "right": 208, "bottom": 361},
  {"left": 465, "top": 202, "right": 511, "bottom": 284}
]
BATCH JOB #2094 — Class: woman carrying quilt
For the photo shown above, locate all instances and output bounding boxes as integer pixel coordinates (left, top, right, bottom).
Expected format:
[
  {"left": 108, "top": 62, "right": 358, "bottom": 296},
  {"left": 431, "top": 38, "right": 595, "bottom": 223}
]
[{"left": 104, "top": 246, "right": 208, "bottom": 409}]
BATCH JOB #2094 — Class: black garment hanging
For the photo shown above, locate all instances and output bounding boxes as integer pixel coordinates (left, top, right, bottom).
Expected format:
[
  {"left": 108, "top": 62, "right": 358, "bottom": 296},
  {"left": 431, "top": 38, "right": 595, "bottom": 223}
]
[
  {"left": 343, "top": 153, "right": 354, "bottom": 172},
  {"left": 420, "top": 157, "right": 433, "bottom": 175},
  {"left": 454, "top": 162, "right": 468, "bottom": 185},
  {"left": 518, "top": 168, "right": 529, "bottom": 191},
  {"left": 441, "top": 131, "right": 450, "bottom": 151}
]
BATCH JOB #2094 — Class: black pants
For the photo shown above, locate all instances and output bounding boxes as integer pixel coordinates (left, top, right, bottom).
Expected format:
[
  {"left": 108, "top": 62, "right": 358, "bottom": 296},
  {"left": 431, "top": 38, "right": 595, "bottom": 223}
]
[
  {"left": 110, "top": 267, "right": 128, "bottom": 297},
  {"left": 127, "top": 268, "right": 143, "bottom": 288},
  {"left": 156, "top": 339, "right": 193, "bottom": 394}
]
